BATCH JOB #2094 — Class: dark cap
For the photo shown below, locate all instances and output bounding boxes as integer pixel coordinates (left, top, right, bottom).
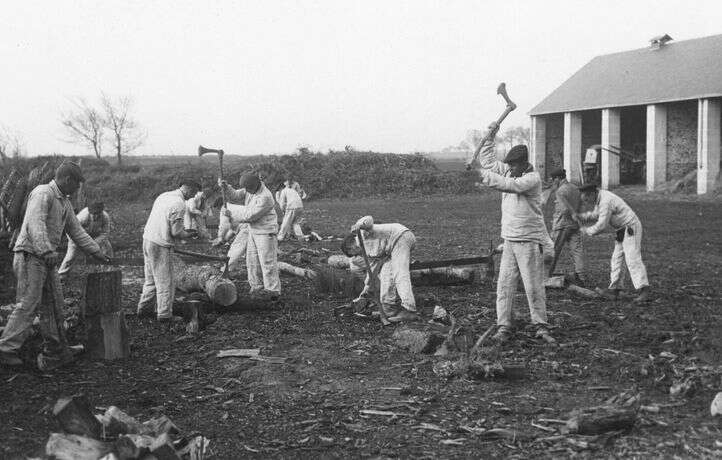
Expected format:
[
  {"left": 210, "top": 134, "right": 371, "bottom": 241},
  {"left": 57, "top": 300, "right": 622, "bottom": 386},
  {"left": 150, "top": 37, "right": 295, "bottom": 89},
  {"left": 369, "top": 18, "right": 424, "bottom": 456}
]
[
  {"left": 503, "top": 144, "right": 529, "bottom": 164},
  {"left": 579, "top": 182, "right": 599, "bottom": 193},
  {"left": 55, "top": 161, "right": 85, "bottom": 182},
  {"left": 89, "top": 201, "right": 104, "bottom": 213},
  {"left": 179, "top": 178, "right": 202, "bottom": 190},
  {"left": 239, "top": 172, "right": 260, "bottom": 191},
  {"left": 549, "top": 167, "right": 566, "bottom": 179}
]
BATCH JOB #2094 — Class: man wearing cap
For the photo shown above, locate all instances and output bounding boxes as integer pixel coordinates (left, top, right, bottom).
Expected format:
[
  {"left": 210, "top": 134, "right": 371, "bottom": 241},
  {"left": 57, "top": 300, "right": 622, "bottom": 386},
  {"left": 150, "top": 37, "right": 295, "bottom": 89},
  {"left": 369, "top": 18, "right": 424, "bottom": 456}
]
[
  {"left": 575, "top": 183, "right": 650, "bottom": 303},
  {"left": 547, "top": 168, "right": 585, "bottom": 284},
  {"left": 220, "top": 172, "right": 281, "bottom": 297},
  {"left": 0, "top": 162, "right": 111, "bottom": 369},
  {"left": 58, "top": 201, "right": 113, "bottom": 275},
  {"left": 469, "top": 125, "right": 554, "bottom": 343},
  {"left": 137, "top": 180, "right": 201, "bottom": 321}
]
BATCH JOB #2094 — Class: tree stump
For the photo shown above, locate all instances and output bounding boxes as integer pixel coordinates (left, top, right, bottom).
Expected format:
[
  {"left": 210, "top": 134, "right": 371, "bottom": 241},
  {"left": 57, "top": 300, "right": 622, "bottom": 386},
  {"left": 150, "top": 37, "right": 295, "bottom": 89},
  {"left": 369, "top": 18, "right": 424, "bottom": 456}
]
[{"left": 83, "top": 270, "right": 130, "bottom": 360}]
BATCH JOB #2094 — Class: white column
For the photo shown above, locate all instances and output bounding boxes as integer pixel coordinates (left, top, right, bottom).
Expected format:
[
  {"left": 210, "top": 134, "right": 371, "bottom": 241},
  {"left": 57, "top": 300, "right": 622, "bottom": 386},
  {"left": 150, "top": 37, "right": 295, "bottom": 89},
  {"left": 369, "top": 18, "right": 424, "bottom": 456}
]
[
  {"left": 697, "top": 98, "right": 721, "bottom": 194},
  {"left": 563, "top": 112, "right": 582, "bottom": 183},
  {"left": 530, "top": 116, "right": 546, "bottom": 178},
  {"left": 646, "top": 104, "right": 667, "bottom": 191},
  {"left": 601, "top": 108, "right": 621, "bottom": 189}
]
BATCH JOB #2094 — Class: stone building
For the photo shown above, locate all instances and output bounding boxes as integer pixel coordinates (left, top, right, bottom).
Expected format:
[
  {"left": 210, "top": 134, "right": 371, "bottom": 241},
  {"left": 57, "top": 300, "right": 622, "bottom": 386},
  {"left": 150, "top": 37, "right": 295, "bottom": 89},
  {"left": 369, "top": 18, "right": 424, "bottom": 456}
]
[{"left": 529, "top": 34, "right": 722, "bottom": 194}]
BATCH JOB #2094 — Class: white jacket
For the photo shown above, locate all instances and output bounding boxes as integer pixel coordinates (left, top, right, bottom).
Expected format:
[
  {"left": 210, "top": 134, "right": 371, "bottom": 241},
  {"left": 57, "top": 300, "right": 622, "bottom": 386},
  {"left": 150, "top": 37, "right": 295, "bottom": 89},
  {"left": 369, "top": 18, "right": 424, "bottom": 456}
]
[
  {"left": 354, "top": 216, "right": 410, "bottom": 259},
  {"left": 225, "top": 183, "right": 278, "bottom": 235},
  {"left": 476, "top": 143, "right": 552, "bottom": 246}
]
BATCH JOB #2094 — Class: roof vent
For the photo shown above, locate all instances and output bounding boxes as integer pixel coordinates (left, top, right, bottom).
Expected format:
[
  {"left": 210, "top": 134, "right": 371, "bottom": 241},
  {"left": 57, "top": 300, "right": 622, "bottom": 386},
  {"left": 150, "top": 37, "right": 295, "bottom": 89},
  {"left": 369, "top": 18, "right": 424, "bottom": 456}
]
[{"left": 650, "top": 34, "right": 673, "bottom": 49}]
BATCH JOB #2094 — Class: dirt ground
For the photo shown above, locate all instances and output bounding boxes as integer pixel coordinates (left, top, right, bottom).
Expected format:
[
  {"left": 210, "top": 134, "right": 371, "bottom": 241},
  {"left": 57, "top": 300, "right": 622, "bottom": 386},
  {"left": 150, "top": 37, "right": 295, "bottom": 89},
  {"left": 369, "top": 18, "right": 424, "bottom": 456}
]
[{"left": 1, "top": 188, "right": 721, "bottom": 459}]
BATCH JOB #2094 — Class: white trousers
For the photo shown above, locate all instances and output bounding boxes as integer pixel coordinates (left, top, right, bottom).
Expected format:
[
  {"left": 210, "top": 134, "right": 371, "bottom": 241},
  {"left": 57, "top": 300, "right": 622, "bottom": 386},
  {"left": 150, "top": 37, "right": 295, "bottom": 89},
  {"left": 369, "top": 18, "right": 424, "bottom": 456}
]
[
  {"left": 496, "top": 240, "right": 548, "bottom": 328},
  {"left": 551, "top": 228, "right": 585, "bottom": 275},
  {"left": 227, "top": 227, "right": 249, "bottom": 271},
  {"left": 137, "top": 239, "right": 175, "bottom": 319},
  {"left": 58, "top": 236, "right": 113, "bottom": 275},
  {"left": 378, "top": 232, "right": 416, "bottom": 314},
  {"left": 246, "top": 233, "right": 281, "bottom": 294},
  {"left": 0, "top": 253, "right": 66, "bottom": 355},
  {"left": 278, "top": 208, "right": 304, "bottom": 241},
  {"left": 609, "top": 218, "right": 649, "bottom": 290}
]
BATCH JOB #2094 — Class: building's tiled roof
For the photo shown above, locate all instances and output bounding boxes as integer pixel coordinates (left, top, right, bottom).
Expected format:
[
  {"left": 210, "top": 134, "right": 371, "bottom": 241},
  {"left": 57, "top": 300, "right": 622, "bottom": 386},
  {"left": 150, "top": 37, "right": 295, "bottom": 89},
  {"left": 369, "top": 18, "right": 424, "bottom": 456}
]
[{"left": 529, "top": 34, "right": 722, "bottom": 116}]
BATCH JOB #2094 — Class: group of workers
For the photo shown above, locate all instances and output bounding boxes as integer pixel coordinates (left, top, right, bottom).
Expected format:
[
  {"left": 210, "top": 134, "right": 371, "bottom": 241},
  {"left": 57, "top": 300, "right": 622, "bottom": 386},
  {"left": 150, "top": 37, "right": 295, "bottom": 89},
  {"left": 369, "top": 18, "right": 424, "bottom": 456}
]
[{"left": 0, "top": 143, "right": 651, "bottom": 368}]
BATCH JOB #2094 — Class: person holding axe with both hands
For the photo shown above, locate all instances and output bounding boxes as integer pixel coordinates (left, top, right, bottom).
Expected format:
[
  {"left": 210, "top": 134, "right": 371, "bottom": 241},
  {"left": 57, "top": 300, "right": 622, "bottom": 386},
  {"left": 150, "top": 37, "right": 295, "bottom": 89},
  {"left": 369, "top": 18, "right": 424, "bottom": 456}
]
[
  {"left": 0, "top": 162, "right": 112, "bottom": 370},
  {"left": 468, "top": 124, "right": 555, "bottom": 344},
  {"left": 343, "top": 216, "right": 418, "bottom": 323}
]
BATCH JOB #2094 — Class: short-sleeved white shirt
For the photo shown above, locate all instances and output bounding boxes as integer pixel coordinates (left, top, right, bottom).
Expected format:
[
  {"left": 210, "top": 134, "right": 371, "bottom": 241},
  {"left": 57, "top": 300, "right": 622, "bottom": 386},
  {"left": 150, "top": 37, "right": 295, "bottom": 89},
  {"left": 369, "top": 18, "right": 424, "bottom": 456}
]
[{"left": 143, "top": 189, "right": 186, "bottom": 247}]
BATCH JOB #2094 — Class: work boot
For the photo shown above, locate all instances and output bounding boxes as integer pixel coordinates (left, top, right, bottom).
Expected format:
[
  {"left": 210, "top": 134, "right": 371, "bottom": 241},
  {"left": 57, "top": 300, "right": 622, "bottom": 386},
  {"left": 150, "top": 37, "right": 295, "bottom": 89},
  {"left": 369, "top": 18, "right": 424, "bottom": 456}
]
[
  {"left": 0, "top": 351, "right": 23, "bottom": 367},
  {"left": 572, "top": 273, "right": 585, "bottom": 287},
  {"left": 136, "top": 305, "right": 155, "bottom": 319},
  {"left": 381, "top": 304, "right": 401, "bottom": 318},
  {"left": 492, "top": 326, "right": 512, "bottom": 343},
  {"left": 632, "top": 286, "right": 651, "bottom": 304},
  {"left": 596, "top": 287, "right": 620, "bottom": 300},
  {"left": 37, "top": 351, "right": 75, "bottom": 372},
  {"left": 388, "top": 310, "right": 420, "bottom": 323}
]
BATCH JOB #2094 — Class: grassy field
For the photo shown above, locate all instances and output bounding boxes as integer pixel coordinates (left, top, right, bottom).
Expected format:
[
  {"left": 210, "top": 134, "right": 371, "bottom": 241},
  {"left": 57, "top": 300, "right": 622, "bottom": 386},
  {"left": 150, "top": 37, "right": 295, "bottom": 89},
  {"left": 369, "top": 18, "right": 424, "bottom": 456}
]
[{"left": 0, "top": 189, "right": 721, "bottom": 458}]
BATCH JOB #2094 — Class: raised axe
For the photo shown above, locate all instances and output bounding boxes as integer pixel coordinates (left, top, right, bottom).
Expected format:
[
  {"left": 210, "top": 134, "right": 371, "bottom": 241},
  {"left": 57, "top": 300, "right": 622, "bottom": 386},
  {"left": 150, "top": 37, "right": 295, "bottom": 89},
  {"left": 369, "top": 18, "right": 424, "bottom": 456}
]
[
  {"left": 198, "top": 145, "right": 226, "bottom": 207},
  {"left": 465, "top": 82, "right": 518, "bottom": 170}
]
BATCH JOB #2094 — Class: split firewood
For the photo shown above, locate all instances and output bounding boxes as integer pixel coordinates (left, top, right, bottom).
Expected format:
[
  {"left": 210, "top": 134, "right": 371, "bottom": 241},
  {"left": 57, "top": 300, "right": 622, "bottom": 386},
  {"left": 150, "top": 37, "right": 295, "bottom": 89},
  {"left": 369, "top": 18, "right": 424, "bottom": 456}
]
[
  {"left": 393, "top": 323, "right": 449, "bottom": 354},
  {"left": 278, "top": 261, "right": 318, "bottom": 280},
  {"left": 53, "top": 394, "right": 102, "bottom": 439},
  {"left": 103, "top": 406, "right": 152, "bottom": 436},
  {"left": 150, "top": 433, "right": 181, "bottom": 460},
  {"left": 114, "top": 435, "right": 145, "bottom": 459},
  {"left": 567, "top": 283, "right": 601, "bottom": 298},
  {"left": 172, "top": 256, "right": 237, "bottom": 307},
  {"left": 45, "top": 433, "right": 112, "bottom": 460},
  {"left": 326, "top": 254, "right": 351, "bottom": 269},
  {"left": 143, "top": 415, "right": 180, "bottom": 437},
  {"left": 563, "top": 405, "right": 638, "bottom": 435},
  {"left": 217, "top": 348, "right": 261, "bottom": 358}
]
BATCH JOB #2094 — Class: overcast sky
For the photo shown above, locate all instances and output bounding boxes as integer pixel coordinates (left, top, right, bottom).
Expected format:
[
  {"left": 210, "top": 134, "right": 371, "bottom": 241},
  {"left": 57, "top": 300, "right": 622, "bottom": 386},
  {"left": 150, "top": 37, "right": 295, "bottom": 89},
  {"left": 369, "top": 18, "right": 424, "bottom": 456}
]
[{"left": 1, "top": 0, "right": 721, "bottom": 156}]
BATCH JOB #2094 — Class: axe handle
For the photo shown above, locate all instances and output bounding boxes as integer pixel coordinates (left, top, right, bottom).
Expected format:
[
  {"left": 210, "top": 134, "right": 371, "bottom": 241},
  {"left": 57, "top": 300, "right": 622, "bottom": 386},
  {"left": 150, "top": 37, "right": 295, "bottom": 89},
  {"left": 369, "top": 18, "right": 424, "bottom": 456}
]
[
  {"left": 548, "top": 227, "right": 573, "bottom": 276},
  {"left": 468, "top": 102, "right": 517, "bottom": 168},
  {"left": 218, "top": 154, "right": 227, "bottom": 208},
  {"left": 356, "top": 230, "right": 390, "bottom": 325}
]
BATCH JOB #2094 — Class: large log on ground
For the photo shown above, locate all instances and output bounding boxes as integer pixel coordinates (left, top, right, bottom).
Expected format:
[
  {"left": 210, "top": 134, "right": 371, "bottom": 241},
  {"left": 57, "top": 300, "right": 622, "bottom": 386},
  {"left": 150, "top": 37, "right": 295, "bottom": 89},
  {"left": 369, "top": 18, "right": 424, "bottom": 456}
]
[
  {"left": 564, "top": 405, "right": 638, "bottom": 434},
  {"left": 45, "top": 433, "right": 111, "bottom": 460},
  {"left": 53, "top": 394, "right": 102, "bottom": 439},
  {"left": 411, "top": 267, "right": 475, "bottom": 285},
  {"left": 83, "top": 270, "right": 130, "bottom": 360},
  {"left": 172, "top": 256, "right": 237, "bottom": 307}
]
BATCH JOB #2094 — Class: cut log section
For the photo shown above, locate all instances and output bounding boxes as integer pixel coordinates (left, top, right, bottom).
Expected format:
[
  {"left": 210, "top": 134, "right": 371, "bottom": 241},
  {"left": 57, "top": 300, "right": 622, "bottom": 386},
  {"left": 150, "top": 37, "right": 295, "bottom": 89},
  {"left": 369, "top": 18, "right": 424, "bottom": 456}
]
[
  {"left": 53, "top": 394, "right": 102, "bottom": 439},
  {"left": 411, "top": 267, "right": 475, "bottom": 286},
  {"left": 83, "top": 270, "right": 130, "bottom": 360},
  {"left": 564, "top": 405, "right": 638, "bottom": 435},
  {"left": 45, "top": 433, "right": 112, "bottom": 460},
  {"left": 172, "top": 256, "right": 237, "bottom": 307}
]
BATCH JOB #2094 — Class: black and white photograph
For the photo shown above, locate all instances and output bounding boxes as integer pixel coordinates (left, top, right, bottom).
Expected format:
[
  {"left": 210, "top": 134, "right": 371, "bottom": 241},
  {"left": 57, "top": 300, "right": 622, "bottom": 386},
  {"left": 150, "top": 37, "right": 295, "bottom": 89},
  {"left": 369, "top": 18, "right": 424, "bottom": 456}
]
[{"left": 0, "top": 1, "right": 721, "bottom": 458}]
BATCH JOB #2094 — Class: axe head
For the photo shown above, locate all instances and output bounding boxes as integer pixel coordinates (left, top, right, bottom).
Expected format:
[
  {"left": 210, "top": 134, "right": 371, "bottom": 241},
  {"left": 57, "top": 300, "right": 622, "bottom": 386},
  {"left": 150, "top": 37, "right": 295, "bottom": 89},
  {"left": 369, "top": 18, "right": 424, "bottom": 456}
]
[
  {"left": 198, "top": 145, "right": 224, "bottom": 158},
  {"left": 497, "top": 82, "right": 512, "bottom": 106}
]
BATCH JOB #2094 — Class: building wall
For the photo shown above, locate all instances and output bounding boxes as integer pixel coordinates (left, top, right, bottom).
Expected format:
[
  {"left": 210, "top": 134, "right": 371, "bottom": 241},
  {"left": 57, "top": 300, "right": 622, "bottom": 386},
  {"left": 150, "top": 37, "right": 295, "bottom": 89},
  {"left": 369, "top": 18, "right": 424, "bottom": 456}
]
[
  {"left": 544, "top": 114, "right": 564, "bottom": 177},
  {"left": 666, "top": 100, "right": 697, "bottom": 180}
]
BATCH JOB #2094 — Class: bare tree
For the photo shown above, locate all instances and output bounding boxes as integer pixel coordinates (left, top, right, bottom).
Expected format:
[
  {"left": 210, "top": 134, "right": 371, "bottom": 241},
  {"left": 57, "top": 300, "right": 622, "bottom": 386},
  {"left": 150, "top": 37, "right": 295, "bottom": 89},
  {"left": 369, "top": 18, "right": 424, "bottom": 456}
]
[
  {"left": 0, "top": 125, "right": 25, "bottom": 162},
  {"left": 61, "top": 97, "right": 104, "bottom": 159},
  {"left": 101, "top": 94, "right": 146, "bottom": 165}
]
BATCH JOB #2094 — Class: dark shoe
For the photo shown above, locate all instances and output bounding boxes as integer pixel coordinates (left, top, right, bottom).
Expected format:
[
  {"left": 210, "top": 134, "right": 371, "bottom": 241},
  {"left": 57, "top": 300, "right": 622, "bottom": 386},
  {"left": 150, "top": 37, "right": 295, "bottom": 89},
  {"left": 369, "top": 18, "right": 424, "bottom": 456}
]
[
  {"left": 37, "top": 351, "right": 75, "bottom": 372},
  {"left": 632, "top": 287, "right": 651, "bottom": 304},
  {"left": 0, "top": 351, "right": 23, "bottom": 367},
  {"left": 388, "top": 310, "right": 420, "bottom": 323},
  {"left": 596, "top": 287, "right": 620, "bottom": 300},
  {"left": 158, "top": 316, "right": 184, "bottom": 323},
  {"left": 572, "top": 273, "right": 585, "bottom": 287},
  {"left": 492, "top": 326, "right": 512, "bottom": 343},
  {"left": 137, "top": 306, "right": 155, "bottom": 318}
]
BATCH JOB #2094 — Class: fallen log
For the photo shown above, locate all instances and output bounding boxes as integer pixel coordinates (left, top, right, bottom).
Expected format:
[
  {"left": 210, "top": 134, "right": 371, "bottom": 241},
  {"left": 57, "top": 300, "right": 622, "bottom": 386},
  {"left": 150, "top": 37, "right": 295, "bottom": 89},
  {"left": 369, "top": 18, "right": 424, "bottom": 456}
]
[
  {"left": 53, "top": 394, "right": 102, "bottom": 439},
  {"left": 567, "top": 283, "right": 600, "bottom": 299},
  {"left": 278, "top": 261, "right": 317, "bottom": 280},
  {"left": 564, "top": 405, "right": 638, "bottom": 435},
  {"left": 103, "top": 406, "right": 152, "bottom": 436},
  {"left": 172, "top": 256, "right": 237, "bottom": 307},
  {"left": 411, "top": 267, "right": 475, "bottom": 285},
  {"left": 45, "top": 433, "right": 111, "bottom": 460}
]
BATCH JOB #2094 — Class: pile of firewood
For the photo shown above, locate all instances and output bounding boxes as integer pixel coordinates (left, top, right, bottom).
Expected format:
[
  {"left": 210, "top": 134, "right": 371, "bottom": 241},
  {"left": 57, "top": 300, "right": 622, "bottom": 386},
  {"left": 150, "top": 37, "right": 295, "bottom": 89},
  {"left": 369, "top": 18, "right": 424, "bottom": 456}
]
[{"left": 46, "top": 394, "right": 209, "bottom": 460}]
